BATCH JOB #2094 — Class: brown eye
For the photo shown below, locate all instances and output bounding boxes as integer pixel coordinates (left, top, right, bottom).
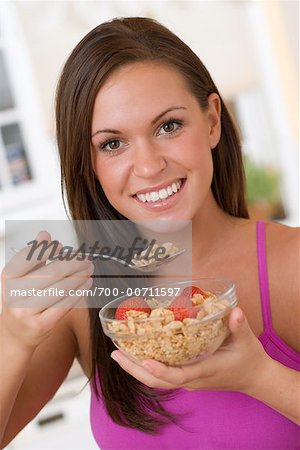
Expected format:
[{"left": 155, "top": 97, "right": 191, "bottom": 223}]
[
  {"left": 101, "top": 139, "right": 122, "bottom": 152},
  {"left": 163, "top": 122, "right": 175, "bottom": 132},
  {"left": 107, "top": 140, "right": 120, "bottom": 150},
  {"left": 158, "top": 120, "right": 182, "bottom": 136}
]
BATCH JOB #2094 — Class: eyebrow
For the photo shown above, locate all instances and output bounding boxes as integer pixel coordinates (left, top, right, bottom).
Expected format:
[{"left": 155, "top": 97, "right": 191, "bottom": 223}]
[{"left": 91, "top": 106, "right": 187, "bottom": 138}]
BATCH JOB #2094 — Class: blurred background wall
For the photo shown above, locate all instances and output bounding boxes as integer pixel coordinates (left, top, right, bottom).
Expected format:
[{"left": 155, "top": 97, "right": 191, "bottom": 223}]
[
  {"left": 0, "top": 0, "right": 299, "bottom": 448},
  {"left": 0, "top": 0, "right": 299, "bottom": 234}
]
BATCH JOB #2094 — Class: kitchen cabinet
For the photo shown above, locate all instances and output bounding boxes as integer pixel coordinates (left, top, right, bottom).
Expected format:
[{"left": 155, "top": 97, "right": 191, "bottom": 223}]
[{"left": 0, "top": 1, "right": 67, "bottom": 237}]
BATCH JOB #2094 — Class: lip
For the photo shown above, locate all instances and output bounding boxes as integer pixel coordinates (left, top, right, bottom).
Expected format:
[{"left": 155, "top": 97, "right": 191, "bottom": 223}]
[
  {"left": 133, "top": 178, "right": 183, "bottom": 196},
  {"left": 133, "top": 178, "right": 187, "bottom": 212}
]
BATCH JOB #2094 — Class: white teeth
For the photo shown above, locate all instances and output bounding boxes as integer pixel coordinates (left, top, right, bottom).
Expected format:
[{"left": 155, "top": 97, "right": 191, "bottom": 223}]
[
  {"left": 167, "top": 186, "right": 173, "bottom": 196},
  {"left": 150, "top": 191, "right": 159, "bottom": 201},
  {"left": 171, "top": 183, "right": 178, "bottom": 193},
  {"left": 159, "top": 188, "right": 168, "bottom": 199},
  {"left": 136, "top": 179, "right": 184, "bottom": 203}
]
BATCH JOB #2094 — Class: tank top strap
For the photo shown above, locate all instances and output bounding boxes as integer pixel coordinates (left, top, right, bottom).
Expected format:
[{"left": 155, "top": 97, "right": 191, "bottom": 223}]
[{"left": 256, "top": 221, "right": 272, "bottom": 331}]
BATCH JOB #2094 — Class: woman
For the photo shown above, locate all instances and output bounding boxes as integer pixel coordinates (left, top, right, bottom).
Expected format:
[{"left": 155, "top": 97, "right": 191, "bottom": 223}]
[{"left": 1, "top": 17, "right": 299, "bottom": 450}]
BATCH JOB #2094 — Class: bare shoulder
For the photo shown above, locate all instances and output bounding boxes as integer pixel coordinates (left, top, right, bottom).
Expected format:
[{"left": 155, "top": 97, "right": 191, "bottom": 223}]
[
  {"left": 266, "top": 220, "right": 299, "bottom": 256},
  {"left": 266, "top": 221, "right": 299, "bottom": 285},
  {"left": 265, "top": 221, "right": 300, "bottom": 352},
  {"left": 66, "top": 308, "right": 92, "bottom": 377}
]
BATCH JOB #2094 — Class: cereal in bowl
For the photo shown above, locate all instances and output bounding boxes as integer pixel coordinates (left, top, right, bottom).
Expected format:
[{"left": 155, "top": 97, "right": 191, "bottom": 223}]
[{"left": 106, "top": 286, "right": 231, "bottom": 366}]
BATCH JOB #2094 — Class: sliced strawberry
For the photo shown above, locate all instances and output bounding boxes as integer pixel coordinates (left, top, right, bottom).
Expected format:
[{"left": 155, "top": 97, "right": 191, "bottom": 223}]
[
  {"left": 115, "top": 296, "right": 151, "bottom": 320},
  {"left": 167, "top": 295, "right": 200, "bottom": 321},
  {"left": 182, "top": 285, "right": 208, "bottom": 299}
]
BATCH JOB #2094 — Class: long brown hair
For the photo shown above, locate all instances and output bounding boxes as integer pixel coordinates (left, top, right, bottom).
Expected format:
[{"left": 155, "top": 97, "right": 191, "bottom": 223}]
[{"left": 55, "top": 17, "right": 249, "bottom": 433}]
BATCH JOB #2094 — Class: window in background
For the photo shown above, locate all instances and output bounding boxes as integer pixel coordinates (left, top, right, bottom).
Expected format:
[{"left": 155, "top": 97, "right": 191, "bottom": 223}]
[
  {"left": 0, "top": 1, "right": 67, "bottom": 236},
  {"left": 0, "top": 50, "right": 14, "bottom": 110},
  {"left": 1, "top": 123, "right": 32, "bottom": 186},
  {"left": 0, "top": 21, "right": 34, "bottom": 194},
  {"left": 226, "top": 97, "right": 285, "bottom": 222}
]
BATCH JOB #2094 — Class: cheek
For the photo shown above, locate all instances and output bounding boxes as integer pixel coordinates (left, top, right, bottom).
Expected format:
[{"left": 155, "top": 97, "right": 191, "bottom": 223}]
[
  {"left": 92, "top": 154, "right": 130, "bottom": 200},
  {"left": 174, "top": 128, "right": 212, "bottom": 168}
]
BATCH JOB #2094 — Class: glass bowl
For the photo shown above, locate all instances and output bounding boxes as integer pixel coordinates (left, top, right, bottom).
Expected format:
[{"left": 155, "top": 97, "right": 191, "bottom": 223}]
[{"left": 99, "top": 278, "right": 238, "bottom": 366}]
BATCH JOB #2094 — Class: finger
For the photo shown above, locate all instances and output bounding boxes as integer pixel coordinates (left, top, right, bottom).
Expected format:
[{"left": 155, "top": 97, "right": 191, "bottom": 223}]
[
  {"left": 40, "top": 275, "right": 94, "bottom": 310},
  {"left": 110, "top": 351, "right": 175, "bottom": 389},
  {"left": 140, "top": 356, "right": 213, "bottom": 386},
  {"left": 29, "top": 257, "right": 94, "bottom": 279},
  {"left": 5, "top": 267, "right": 94, "bottom": 312},
  {"left": 229, "top": 307, "right": 252, "bottom": 342},
  {"left": 39, "top": 279, "right": 93, "bottom": 328},
  {"left": 140, "top": 309, "right": 254, "bottom": 388},
  {"left": 9, "top": 257, "right": 94, "bottom": 292},
  {"left": 5, "top": 231, "right": 62, "bottom": 278},
  {"left": 24, "top": 231, "right": 53, "bottom": 270}
]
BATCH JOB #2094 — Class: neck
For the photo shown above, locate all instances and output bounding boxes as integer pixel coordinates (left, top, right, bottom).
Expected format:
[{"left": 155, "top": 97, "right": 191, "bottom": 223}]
[{"left": 191, "top": 193, "right": 240, "bottom": 267}]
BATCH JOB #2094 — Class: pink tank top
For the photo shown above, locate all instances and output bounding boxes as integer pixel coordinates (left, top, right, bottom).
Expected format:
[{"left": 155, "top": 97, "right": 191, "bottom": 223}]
[{"left": 90, "top": 221, "right": 300, "bottom": 449}]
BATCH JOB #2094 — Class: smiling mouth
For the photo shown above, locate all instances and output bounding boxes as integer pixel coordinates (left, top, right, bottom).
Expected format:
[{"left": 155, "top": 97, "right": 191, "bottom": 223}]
[{"left": 133, "top": 178, "right": 186, "bottom": 203}]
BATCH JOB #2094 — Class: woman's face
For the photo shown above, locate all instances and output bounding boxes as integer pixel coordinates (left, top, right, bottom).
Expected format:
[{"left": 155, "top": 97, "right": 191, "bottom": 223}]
[{"left": 91, "top": 62, "right": 221, "bottom": 222}]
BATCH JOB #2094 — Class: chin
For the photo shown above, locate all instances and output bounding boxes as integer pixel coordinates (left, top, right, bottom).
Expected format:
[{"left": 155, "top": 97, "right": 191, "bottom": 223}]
[{"left": 135, "top": 219, "right": 191, "bottom": 234}]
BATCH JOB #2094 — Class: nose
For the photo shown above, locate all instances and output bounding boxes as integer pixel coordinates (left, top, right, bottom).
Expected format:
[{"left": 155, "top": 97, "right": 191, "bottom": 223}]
[{"left": 132, "top": 139, "right": 167, "bottom": 178}]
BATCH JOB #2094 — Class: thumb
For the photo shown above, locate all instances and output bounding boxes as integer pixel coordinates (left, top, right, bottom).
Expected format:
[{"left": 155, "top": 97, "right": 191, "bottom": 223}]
[
  {"left": 35, "top": 230, "right": 52, "bottom": 243},
  {"left": 229, "top": 307, "right": 252, "bottom": 341}
]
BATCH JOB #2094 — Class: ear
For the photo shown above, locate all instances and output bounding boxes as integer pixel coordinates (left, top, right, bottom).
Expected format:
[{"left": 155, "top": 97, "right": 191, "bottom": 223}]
[{"left": 207, "top": 93, "right": 221, "bottom": 149}]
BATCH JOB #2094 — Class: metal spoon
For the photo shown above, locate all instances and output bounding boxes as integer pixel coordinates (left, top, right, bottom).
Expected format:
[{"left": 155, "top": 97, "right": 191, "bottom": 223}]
[{"left": 11, "top": 248, "right": 185, "bottom": 273}]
